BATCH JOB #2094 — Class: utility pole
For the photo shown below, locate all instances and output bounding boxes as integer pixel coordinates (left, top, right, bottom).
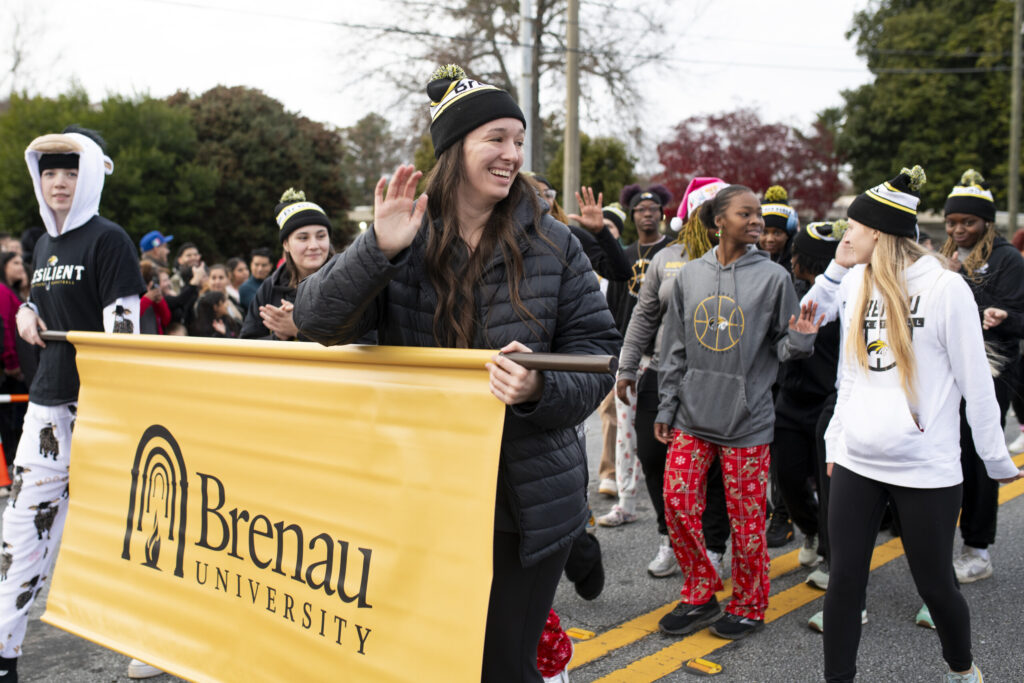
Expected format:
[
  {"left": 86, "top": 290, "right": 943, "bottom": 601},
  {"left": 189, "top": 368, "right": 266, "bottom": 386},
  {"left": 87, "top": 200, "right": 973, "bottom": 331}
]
[
  {"left": 563, "top": 0, "right": 580, "bottom": 216},
  {"left": 518, "top": 0, "right": 534, "bottom": 173},
  {"left": 1009, "top": 0, "right": 1022, "bottom": 233}
]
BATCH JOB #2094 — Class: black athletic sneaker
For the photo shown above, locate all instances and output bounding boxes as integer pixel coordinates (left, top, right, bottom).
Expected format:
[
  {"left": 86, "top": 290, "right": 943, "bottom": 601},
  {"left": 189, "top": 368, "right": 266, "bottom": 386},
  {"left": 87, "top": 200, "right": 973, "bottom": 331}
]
[
  {"left": 709, "top": 612, "right": 765, "bottom": 640},
  {"left": 765, "top": 510, "right": 794, "bottom": 547},
  {"left": 658, "top": 596, "right": 721, "bottom": 635},
  {"left": 0, "top": 656, "right": 17, "bottom": 683}
]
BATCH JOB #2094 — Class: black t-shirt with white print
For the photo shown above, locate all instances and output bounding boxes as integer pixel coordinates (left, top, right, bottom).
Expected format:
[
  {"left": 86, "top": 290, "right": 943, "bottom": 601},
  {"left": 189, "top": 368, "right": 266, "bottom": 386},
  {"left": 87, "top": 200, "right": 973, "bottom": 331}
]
[{"left": 29, "top": 215, "right": 146, "bottom": 405}]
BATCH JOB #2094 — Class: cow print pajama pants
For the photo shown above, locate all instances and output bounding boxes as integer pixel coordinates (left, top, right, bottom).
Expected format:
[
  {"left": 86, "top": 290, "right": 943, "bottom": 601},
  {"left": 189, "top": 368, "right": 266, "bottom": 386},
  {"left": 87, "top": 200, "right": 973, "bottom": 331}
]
[{"left": 0, "top": 402, "right": 75, "bottom": 658}]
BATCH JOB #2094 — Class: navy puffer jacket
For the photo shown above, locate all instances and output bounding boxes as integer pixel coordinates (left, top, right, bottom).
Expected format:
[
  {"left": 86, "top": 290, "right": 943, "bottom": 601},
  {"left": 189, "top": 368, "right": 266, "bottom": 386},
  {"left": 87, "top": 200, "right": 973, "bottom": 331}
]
[{"left": 294, "top": 198, "right": 621, "bottom": 566}]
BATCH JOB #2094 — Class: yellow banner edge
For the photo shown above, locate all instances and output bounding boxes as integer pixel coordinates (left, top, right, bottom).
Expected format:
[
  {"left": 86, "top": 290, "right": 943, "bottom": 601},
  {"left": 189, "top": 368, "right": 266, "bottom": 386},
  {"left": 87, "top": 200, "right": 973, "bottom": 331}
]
[{"left": 63, "top": 331, "right": 498, "bottom": 371}]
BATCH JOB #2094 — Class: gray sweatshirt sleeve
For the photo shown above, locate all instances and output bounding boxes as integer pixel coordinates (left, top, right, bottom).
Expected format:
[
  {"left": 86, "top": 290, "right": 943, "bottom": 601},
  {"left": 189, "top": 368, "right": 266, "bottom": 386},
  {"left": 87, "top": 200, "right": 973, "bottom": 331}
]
[
  {"left": 772, "top": 275, "right": 816, "bottom": 362},
  {"left": 618, "top": 255, "right": 665, "bottom": 381},
  {"left": 655, "top": 274, "right": 687, "bottom": 426}
]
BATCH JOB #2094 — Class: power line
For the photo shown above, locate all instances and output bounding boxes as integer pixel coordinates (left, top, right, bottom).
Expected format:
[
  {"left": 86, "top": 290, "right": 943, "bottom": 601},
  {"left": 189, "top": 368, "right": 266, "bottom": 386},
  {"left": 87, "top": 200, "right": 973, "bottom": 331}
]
[{"left": 134, "top": 0, "right": 1014, "bottom": 76}]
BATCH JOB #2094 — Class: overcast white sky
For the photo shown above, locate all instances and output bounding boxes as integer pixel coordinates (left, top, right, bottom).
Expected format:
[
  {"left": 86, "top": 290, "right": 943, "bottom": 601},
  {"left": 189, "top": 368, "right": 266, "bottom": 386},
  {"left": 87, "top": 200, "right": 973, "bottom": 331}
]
[{"left": 6, "top": 0, "right": 872, "bottom": 169}]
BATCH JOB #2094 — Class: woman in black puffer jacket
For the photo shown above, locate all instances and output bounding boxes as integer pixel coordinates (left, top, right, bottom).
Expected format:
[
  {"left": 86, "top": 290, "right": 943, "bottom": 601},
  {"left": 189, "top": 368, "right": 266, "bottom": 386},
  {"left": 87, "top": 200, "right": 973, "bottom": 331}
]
[
  {"left": 294, "top": 65, "right": 620, "bottom": 681},
  {"left": 241, "top": 188, "right": 334, "bottom": 341}
]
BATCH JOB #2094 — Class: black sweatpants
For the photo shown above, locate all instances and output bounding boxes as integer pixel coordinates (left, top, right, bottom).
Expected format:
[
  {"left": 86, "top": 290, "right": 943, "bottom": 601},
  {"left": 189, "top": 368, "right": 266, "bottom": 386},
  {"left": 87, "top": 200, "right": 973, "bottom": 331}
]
[
  {"left": 823, "top": 465, "right": 970, "bottom": 682},
  {"left": 636, "top": 370, "right": 729, "bottom": 551},
  {"left": 771, "top": 425, "right": 819, "bottom": 538},
  {"left": 958, "top": 360, "right": 1014, "bottom": 549},
  {"left": 482, "top": 531, "right": 570, "bottom": 682}
]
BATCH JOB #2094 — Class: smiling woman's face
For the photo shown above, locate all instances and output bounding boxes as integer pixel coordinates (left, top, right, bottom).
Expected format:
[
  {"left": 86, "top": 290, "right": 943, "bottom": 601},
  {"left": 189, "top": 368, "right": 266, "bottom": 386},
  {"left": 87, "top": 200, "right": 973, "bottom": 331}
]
[
  {"left": 458, "top": 117, "right": 525, "bottom": 209},
  {"left": 716, "top": 191, "right": 763, "bottom": 245}
]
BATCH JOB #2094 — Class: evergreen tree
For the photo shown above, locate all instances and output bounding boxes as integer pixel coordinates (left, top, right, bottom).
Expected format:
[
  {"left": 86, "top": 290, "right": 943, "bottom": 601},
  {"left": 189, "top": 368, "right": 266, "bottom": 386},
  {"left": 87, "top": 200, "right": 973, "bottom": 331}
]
[{"left": 837, "top": 0, "right": 1014, "bottom": 210}]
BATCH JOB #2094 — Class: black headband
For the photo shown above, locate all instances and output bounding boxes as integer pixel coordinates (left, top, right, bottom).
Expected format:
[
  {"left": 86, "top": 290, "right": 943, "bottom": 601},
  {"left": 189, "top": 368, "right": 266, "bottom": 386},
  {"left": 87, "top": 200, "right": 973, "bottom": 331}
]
[{"left": 38, "top": 153, "right": 79, "bottom": 172}]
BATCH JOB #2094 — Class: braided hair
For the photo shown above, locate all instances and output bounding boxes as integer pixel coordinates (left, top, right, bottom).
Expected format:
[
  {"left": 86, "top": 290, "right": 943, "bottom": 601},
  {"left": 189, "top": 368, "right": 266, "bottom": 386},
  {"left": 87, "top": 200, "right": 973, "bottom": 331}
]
[{"left": 670, "top": 209, "right": 713, "bottom": 260}]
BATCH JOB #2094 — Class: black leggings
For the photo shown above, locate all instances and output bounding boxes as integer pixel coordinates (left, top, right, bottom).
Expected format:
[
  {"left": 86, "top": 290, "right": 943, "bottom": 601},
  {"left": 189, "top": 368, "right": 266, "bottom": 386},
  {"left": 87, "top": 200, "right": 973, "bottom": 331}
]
[
  {"left": 482, "top": 531, "right": 570, "bottom": 682},
  {"left": 814, "top": 393, "right": 836, "bottom": 561},
  {"left": 637, "top": 370, "right": 729, "bottom": 550},
  {"left": 636, "top": 371, "right": 669, "bottom": 535},
  {"left": 823, "top": 465, "right": 970, "bottom": 682}
]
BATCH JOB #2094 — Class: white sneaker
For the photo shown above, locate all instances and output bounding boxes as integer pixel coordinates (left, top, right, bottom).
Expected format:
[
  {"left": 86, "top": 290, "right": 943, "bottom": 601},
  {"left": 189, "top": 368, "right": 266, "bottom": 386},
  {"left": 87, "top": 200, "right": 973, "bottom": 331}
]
[
  {"left": 648, "top": 535, "right": 678, "bottom": 577},
  {"left": 807, "top": 609, "right": 867, "bottom": 633},
  {"left": 598, "top": 478, "right": 617, "bottom": 497},
  {"left": 805, "top": 561, "right": 829, "bottom": 590},
  {"left": 953, "top": 547, "right": 993, "bottom": 583},
  {"left": 596, "top": 505, "right": 637, "bottom": 527},
  {"left": 706, "top": 549, "right": 725, "bottom": 578},
  {"left": 798, "top": 534, "right": 821, "bottom": 567},
  {"left": 945, "top": 663, "right": 983, "bottom": 682},
  {"left": 543, "top": 669, "right": 569, "bottom": 683},
  {"left": 128, "top": 658, "right": 163, "bottom": 679},
  {"left": 1008, "top": 431, "right": 1024, "bottom": 453}
]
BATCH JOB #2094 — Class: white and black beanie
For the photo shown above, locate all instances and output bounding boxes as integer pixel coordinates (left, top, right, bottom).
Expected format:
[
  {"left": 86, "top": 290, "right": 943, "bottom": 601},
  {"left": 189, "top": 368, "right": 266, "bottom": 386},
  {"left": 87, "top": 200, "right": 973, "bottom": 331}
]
[
  {"left": 602, "top": 203, "right": 627, "bottom": 233},
  {"left": 794, "top": 220, "right": 847, "bottom": 260},
  {"left": 847, "top": 165, "right": 926, "bottom": 238},
  {"left": 275, "top": 188, "right": 331, "bottom": 243},
  {"left": 944, "top": 169, "right": 995, "bottom": 222},
  {"left": 761, "top": 185, "right": 798, "bottom": 235},
  {"left": 428, "top": 64, "right": 525, "bottom": 158}
]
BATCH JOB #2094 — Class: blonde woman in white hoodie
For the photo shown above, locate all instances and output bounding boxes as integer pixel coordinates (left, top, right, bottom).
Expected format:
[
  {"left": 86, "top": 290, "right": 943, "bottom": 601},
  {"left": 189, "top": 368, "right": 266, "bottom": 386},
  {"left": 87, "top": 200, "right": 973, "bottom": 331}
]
[{"left": 822, "top": 166, "right": 1023, "bottom": 683}]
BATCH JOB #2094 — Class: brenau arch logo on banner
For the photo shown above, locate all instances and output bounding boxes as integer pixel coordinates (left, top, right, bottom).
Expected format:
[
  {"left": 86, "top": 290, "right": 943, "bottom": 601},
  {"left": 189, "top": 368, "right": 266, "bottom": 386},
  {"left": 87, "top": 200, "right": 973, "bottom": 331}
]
[{"left": 41, "top": 332, "right": 506, "bottom": 681}]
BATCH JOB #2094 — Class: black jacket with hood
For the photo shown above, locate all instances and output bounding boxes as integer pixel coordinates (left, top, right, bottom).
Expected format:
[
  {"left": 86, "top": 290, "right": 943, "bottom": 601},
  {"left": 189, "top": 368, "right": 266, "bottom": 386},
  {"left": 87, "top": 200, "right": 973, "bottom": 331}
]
[
  {"left": 955, "top": 235, "right": 1024, "bottom": 371},
  {"left": 293, "top": 198, "right": 621, "bottom": 566}
]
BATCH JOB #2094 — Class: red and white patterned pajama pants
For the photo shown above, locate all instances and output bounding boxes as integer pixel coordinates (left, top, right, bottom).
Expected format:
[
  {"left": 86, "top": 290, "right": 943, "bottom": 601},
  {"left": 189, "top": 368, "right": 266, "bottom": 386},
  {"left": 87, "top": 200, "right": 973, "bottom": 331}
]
[{"left": 663, "top": 430, "right": 771, "bottom": 620}]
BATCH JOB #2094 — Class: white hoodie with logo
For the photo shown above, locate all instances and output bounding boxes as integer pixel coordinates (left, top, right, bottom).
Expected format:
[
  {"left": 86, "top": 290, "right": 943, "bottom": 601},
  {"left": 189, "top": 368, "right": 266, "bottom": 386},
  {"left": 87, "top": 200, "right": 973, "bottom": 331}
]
[{"left": 825, "top": 254, "right": 1019, "bottom": 487}]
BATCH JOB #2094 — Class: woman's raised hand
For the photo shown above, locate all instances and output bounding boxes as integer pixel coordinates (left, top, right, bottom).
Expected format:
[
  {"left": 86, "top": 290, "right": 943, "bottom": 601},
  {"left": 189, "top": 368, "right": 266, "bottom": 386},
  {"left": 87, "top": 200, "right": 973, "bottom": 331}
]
[
  {"left": 789, "top": 301, "right": 825, "bottom": 334},
  {"left": 567, "top": 186, "right": 605, "bottom": 234},
  {"left": 374, "top": 164, "right": 428, "bottom": 260}
]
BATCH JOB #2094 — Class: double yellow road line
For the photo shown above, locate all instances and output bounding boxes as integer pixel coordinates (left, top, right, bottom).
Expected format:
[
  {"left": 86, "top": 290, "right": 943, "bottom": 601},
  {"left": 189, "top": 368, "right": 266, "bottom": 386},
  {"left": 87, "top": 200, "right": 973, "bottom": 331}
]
[{"left": 570, "top": 455, "right": 1024, "bottom": 682}]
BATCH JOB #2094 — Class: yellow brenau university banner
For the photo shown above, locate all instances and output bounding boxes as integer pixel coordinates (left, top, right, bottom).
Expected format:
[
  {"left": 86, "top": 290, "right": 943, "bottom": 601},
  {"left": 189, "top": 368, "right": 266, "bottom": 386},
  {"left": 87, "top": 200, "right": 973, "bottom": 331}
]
[{"left": 41, "top": 332, "right": 507, "bottom": 682}]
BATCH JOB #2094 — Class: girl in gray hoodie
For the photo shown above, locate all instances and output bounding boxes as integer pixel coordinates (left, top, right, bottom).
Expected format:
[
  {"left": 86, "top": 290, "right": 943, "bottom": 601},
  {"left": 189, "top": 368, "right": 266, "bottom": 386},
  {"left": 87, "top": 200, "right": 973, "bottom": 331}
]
[{"left": 652, "top": 185, "right": 820, "bottom": 641}]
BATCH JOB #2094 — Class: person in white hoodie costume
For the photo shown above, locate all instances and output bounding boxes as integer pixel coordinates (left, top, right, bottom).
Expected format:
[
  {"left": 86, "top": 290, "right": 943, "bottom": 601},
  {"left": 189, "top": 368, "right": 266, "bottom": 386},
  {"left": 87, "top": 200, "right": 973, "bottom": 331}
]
[
  {"left": 0, "top": 127, "right": 146, "bottom": 683},
  {"left": 821, "top": 165, "right": 1024, "bottom": 683}
]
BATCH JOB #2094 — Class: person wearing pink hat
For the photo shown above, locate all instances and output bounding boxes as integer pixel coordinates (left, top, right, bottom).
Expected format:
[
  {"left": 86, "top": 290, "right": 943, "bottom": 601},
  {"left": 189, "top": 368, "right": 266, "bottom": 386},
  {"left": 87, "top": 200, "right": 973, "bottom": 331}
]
[{"left": 612, "top": 177, "right": 733, "bottom": 578}]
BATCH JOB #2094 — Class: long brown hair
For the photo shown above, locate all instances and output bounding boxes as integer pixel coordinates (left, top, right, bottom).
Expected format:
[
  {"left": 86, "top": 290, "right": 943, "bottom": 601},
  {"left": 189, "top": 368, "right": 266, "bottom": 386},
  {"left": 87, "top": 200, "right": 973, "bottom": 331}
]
[
  {"left": 847, "top": 233, "right": 930, "bottom": 403},
  {"left": 423, "top": 137, "right": 543, "bottom": 348}
]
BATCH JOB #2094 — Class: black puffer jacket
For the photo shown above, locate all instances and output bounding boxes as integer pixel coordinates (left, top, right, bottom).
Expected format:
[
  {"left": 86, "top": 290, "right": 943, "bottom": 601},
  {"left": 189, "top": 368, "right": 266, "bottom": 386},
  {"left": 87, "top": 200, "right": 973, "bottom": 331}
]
[
  {"left": 294, "top": 199, "right": 621, "bottom": 566},
  {"left": 240, "top": 264, "right": 299, "bottom": 340}
]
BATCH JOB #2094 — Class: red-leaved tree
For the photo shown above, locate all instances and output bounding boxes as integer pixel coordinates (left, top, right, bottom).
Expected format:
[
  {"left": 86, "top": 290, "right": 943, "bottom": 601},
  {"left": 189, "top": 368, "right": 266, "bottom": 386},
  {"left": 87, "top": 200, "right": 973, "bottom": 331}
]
[{"left": 656, "top": 108, "right": 843, "bottom": 220}]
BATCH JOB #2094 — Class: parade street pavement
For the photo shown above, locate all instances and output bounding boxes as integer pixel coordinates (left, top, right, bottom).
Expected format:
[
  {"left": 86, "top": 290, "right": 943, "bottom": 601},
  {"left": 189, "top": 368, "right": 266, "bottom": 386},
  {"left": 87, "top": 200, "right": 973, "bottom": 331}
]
[{"left": 6, "top": 412, "right": 1024, "bottom": 682}]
